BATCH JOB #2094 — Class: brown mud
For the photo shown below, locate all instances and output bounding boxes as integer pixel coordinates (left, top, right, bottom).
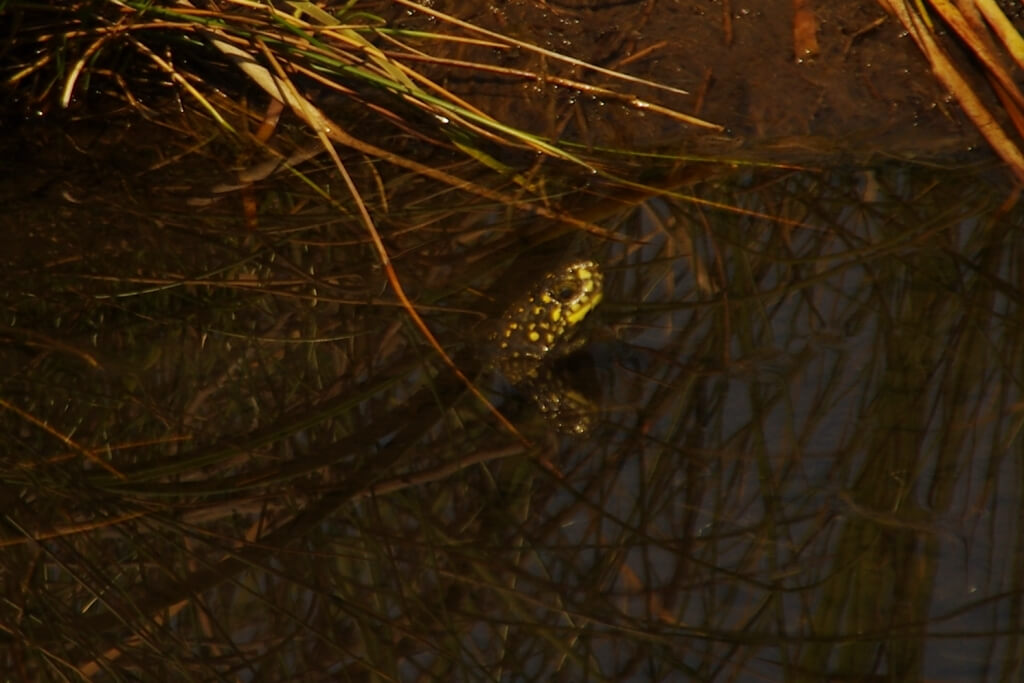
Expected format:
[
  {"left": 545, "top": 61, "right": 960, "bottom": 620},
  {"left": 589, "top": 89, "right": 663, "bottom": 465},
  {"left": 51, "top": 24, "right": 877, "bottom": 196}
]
[{"left": 384, "top": 0, "right": 1017, "bottom": 162}]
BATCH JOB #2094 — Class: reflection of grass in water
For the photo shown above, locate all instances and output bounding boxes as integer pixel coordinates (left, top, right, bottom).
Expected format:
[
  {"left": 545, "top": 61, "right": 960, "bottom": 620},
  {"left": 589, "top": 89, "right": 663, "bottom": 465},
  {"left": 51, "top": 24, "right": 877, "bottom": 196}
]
[
  {"left": 3, "top": 2, "right": 1024, "bottom": 680},
  {"left": 7, "top": 158, "right": 1024, "bottom": 679},
  {"left": 605, "top": 163, "right": 1024, "bottom": 680}
]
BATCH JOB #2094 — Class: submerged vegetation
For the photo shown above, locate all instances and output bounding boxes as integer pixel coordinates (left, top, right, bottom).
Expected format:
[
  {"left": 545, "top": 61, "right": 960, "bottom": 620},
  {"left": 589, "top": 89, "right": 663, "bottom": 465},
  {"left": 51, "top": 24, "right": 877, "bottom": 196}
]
[{"left": 3, "top": 1, "right": 1024, "bottom": 680}]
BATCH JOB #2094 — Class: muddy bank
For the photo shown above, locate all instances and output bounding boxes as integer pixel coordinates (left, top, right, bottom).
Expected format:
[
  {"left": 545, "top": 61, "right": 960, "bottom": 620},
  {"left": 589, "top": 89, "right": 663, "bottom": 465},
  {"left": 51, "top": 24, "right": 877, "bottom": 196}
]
[{"left": 390, "top": 0, "right": 1014, "bottom": 163}]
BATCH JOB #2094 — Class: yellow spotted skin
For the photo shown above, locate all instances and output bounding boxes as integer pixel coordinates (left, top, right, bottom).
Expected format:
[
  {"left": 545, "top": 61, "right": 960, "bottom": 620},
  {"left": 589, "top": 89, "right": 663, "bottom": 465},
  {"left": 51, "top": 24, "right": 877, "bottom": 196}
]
[
  {"left": 489, "top": 260, "right": 602, "bottom": 381},
  {"left": 486, "top": 259, "right": 603, "bottom": 432}
]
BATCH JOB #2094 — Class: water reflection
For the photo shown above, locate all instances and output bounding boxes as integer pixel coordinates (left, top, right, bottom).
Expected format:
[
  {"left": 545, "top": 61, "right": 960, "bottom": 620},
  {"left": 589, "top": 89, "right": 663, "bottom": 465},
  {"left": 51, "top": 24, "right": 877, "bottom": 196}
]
[
  {"left": 3, "top": 154, "right": 1022, "bottom": 680},
  {"left": 576, "top": 162, "right": 1022, "bottom": 680}
]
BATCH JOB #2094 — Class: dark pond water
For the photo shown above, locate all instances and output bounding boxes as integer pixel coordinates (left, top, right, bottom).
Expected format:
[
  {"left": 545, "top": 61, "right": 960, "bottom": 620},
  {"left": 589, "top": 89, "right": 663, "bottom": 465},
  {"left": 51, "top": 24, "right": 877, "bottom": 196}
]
[
  {"left": 3, "top": 1, "right": 1024, "bottom": 680},
  {"left": 5, "top": 125, "right": 1022, "bottom": 679}
]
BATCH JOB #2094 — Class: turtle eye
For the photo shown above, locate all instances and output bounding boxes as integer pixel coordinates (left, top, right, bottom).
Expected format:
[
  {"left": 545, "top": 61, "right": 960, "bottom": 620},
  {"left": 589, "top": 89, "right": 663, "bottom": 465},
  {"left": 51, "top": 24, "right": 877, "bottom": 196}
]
[{"left": 554, "top": 283, "right": 579, "bottom": 302}]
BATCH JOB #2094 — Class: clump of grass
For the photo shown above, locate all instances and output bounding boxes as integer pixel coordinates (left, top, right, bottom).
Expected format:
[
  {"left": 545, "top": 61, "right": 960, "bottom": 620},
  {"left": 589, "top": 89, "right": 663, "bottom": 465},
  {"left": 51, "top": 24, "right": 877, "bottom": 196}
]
[{"left": 879, "top": 0, "right": 1024, "bottom": 182}]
